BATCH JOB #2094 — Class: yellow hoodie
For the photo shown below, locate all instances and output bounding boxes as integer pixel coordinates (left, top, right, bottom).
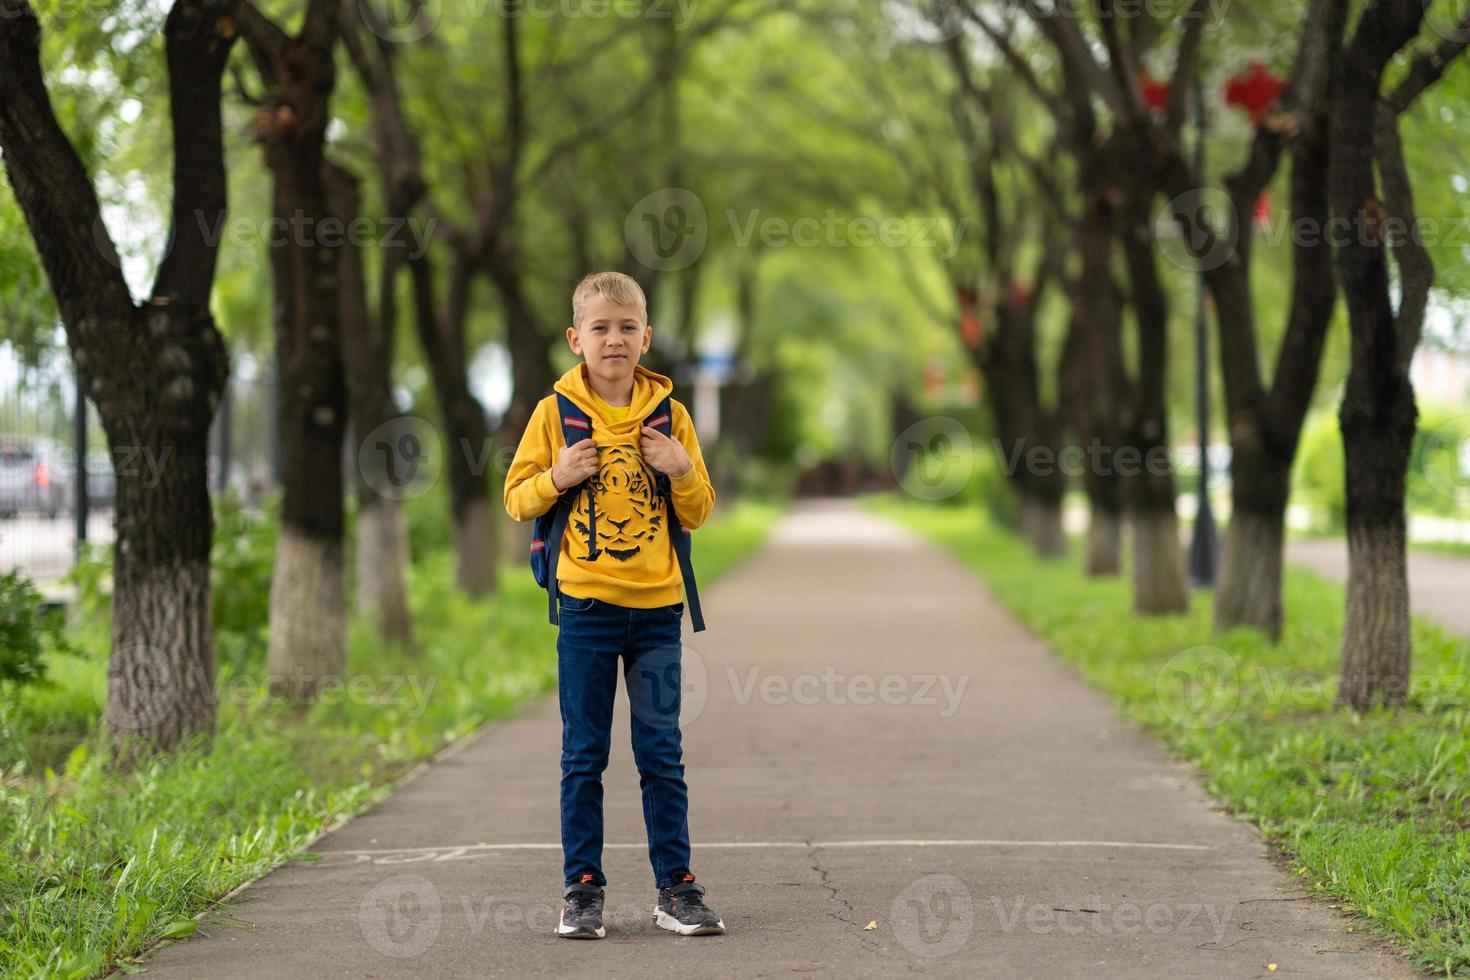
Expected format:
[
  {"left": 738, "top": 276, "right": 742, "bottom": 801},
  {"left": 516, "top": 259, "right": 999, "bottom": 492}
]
[{"left": 503, "top": 363, "right": 716, "bottom": 608}]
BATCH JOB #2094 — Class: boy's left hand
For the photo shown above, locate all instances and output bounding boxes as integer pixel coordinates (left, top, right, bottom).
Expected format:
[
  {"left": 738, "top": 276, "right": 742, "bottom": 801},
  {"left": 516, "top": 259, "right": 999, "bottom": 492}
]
[{"left": 640, "top": 426, "right": 693, "bottom": 479}]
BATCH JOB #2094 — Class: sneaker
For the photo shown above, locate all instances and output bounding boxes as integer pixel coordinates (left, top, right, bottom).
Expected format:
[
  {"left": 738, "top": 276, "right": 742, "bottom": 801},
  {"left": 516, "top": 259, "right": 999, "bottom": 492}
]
[
  {"left": 653, "top": 871, "right": 725, "bottom": 936},
  {"left": 556, "top": 874, "right": 606, "bottom": 939}
]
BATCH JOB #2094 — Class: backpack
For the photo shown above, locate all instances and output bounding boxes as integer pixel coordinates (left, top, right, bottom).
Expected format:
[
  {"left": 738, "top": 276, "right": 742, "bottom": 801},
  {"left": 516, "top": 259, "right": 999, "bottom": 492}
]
[{"left": 529, "top": 391, "right": 706, "bottom": 632}]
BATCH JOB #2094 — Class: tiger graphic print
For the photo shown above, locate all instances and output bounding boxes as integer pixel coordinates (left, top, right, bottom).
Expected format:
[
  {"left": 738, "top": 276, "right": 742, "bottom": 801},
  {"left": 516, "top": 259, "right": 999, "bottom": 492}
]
[{"left": 568, "top": 441, "right": 665, "bottom": 562}]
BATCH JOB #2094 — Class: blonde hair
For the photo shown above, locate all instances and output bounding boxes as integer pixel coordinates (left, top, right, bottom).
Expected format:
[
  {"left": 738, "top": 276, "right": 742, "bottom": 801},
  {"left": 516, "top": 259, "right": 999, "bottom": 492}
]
[{"left": 571, "top": 271, "right": 648, "bottom": 328}]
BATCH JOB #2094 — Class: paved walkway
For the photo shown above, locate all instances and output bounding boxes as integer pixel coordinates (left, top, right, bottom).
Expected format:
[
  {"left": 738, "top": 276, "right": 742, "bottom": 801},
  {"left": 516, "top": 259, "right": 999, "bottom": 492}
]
[
  {"left": 1288, "top": 538, "right": 1470, "bottom": 637},
  {"left": 137, "top": 501, "right": 1419, "bottom": 978}
]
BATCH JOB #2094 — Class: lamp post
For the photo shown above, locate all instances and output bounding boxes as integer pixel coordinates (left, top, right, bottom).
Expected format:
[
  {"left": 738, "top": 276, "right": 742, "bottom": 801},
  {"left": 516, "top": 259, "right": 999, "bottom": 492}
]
[{"left": 1188, "top": 72, "right": 1218, "bottom": 588}]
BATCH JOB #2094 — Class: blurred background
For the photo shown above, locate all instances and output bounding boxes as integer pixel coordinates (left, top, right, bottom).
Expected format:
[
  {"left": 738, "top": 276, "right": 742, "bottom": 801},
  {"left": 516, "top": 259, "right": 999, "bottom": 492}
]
[{"left": 4, "top": 0, "right": 1470, "bottom": 975}]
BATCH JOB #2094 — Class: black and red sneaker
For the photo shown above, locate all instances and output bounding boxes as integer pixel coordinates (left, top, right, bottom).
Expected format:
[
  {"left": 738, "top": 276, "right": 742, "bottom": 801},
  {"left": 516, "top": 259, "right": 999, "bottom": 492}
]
[
  {"left": 654, "top": 870, "right": 725, "bottom": 936},
  {"left": 556, "top": 874, "right": 605, "bottom": 939}
]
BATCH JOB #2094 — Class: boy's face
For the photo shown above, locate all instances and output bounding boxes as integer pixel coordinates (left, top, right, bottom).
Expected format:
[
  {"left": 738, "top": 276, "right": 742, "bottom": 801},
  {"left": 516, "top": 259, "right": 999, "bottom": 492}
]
[{"left": 568, "top": 294, "right": 652, "bottom": 386}]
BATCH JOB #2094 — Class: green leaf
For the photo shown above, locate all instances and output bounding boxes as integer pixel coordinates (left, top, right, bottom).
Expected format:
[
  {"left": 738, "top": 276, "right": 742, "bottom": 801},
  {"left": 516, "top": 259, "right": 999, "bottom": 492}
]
[
  {"left": 64, "top": 741, "right": 89, "bottom": 779},
  {"left": 158, "top": 919, "right": 198, "bottom": 939}
]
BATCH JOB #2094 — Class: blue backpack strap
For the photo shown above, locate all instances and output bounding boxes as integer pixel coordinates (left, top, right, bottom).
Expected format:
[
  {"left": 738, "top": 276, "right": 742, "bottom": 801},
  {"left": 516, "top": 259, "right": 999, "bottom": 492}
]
[
  {"left": 646, "top": 396, "right": 705, "bottom": 632},
  {"left": 546, "top": 393, "right": 595, "bottom": 626}
]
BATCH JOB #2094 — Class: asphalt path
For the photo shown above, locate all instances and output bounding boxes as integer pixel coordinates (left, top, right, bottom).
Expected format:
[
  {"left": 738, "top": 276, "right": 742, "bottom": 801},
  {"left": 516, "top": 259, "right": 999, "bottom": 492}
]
[{"left": 134, "top": 500, "right": 1421, "bottom": 978}]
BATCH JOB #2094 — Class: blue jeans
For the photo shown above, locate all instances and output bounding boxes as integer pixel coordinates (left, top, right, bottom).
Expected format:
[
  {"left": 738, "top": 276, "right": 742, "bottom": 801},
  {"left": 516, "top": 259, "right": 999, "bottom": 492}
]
[{"left": 556, "top": 593, "right": 691, "bottom": 889}]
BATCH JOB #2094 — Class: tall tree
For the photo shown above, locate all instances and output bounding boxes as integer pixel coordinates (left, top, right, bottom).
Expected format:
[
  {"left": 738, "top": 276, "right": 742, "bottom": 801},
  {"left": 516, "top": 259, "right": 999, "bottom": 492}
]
[
  {"left": 232, "top": 0, "right": 348, "bottom": 698},
  {"left": 1328, "top": 2, "right": 1470, "bottom": 710},
  {"left": 324, "top": 160, "right": 414, "bottom": 645},
  {"left": 0, "top": 0, "right": 236, "bottom": 765},
  {"left": 342, "top": 4, "right": 503, "bottom": 596},
  {"left": 1144, "top": 0, "right": 1347, "bottom": 639},
  {"left": 967, "top": 0, "right": 1188, "bottom": 604}
]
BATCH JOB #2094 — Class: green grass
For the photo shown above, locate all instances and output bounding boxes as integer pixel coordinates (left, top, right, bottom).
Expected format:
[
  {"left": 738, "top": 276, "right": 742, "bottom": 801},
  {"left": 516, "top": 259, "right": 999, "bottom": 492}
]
[
  {"left": 868, "top": 494, "right": 1470, "bottom": 977},
  {"left": 0, "top": 499, "right": 782, "bottom": 979},
  {"left": 1413, "top": 540, "right": 1470, "bottom": 559}
]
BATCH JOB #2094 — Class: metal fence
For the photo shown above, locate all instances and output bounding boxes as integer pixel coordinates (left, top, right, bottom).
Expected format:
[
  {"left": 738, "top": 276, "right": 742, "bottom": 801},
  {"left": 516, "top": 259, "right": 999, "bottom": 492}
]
[{"left": 0, "top": 341, "right": 276, "bottom": 589}]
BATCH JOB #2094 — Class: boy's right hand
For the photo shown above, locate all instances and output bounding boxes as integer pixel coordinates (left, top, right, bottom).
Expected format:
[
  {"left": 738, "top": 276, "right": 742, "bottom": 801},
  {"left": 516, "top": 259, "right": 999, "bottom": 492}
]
[{"left": 551, "top": 438, "right": 599, "bottom": 491}]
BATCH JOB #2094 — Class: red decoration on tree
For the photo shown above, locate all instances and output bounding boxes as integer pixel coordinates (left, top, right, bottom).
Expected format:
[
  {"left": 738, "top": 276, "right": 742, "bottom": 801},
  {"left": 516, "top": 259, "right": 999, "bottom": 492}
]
[
  {"left": 1224, "top": 60, "right": 1286, "bottom": 125},
  {"left": 956, "top": 284, "right": 982, "bottom": 349},
  {"left": 1253, "top": 190, "right": 1271, "bottom": 229},
  {"left": 1140, "top": 73, "right": 1172, "bottom": 114}
]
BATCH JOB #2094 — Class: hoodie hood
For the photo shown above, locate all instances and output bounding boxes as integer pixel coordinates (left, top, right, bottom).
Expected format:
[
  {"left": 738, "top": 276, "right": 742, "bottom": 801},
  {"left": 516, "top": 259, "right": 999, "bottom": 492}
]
[{"left": 553, "top": 362, "right": 674, "bottom": 437}]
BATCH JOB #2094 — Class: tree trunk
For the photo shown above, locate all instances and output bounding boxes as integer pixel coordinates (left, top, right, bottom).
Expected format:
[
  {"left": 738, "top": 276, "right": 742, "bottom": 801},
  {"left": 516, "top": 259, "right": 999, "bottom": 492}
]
[
  {"left": 1335, "top": 381, "right": 1416, "bottom": 710},
  {"left": 1061, "top": 170, "right": 1128, "bottom": 579},
  {"left": 325, "top": 161, "right": 414, "bottom": 645},
  {"left": 1118, "top": 183, "right": 1190, "bottom": 615},
  {"left": 249, "top": 10, "right": 349, "bottom": 698},
  {"left": 355, "top": 497, "right": 412, "bottom": 636},
  {"left": 0, "top": 0, "right": 237, "bottom": 767},
  {"left": 1085, "top": 505, "right": 1123, "bottom": 576},
  {"left": 407, "top": 248, "right": 501, "bottom": 597},
  {"left": 1022, "top": 494, "right": 1067, "bottom": 557},
  {"left": 1214, "top": 501, "right": 1286, "bottom": 640},
  {"left": 105, "top": 361, "right": 225, "bottom": 768},
  {"left": 1327, "top": 0, "right": 1432, "bottom": 711},
  {"left": 1131, "top": 505, "right": 1189, "bottom": 615}
]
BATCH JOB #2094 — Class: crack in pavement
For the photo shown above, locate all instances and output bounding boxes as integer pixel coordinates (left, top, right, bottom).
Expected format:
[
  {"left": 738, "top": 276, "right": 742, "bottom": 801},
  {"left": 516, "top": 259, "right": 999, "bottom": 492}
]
[{"left": 806, "top": 841, "right": 871, "bottom": 936}]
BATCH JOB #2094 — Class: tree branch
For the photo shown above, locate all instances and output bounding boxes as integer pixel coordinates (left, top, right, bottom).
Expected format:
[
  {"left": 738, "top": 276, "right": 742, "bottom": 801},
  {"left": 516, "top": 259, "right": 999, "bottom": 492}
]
[
  {"left": 228, "top": 0, "right": 288, "bottom": 81},
  {"left": 1387, "top": 9, "right": 1470, "bottom": 114},
  {"left": 1377, "top": 105, "right": 1432, "bottom": 374},
  {"left": 152, "top": 0, "right": 239, "bottom": 308},
  {"left": 0, "top": 0, "right": 134, "bottom": 326}
]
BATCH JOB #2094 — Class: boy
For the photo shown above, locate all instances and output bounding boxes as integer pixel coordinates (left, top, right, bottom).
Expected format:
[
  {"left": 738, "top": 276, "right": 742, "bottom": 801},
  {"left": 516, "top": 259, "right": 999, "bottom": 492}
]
[{"left": 503, "top": 271, "right": 724, "bottom": 940}]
